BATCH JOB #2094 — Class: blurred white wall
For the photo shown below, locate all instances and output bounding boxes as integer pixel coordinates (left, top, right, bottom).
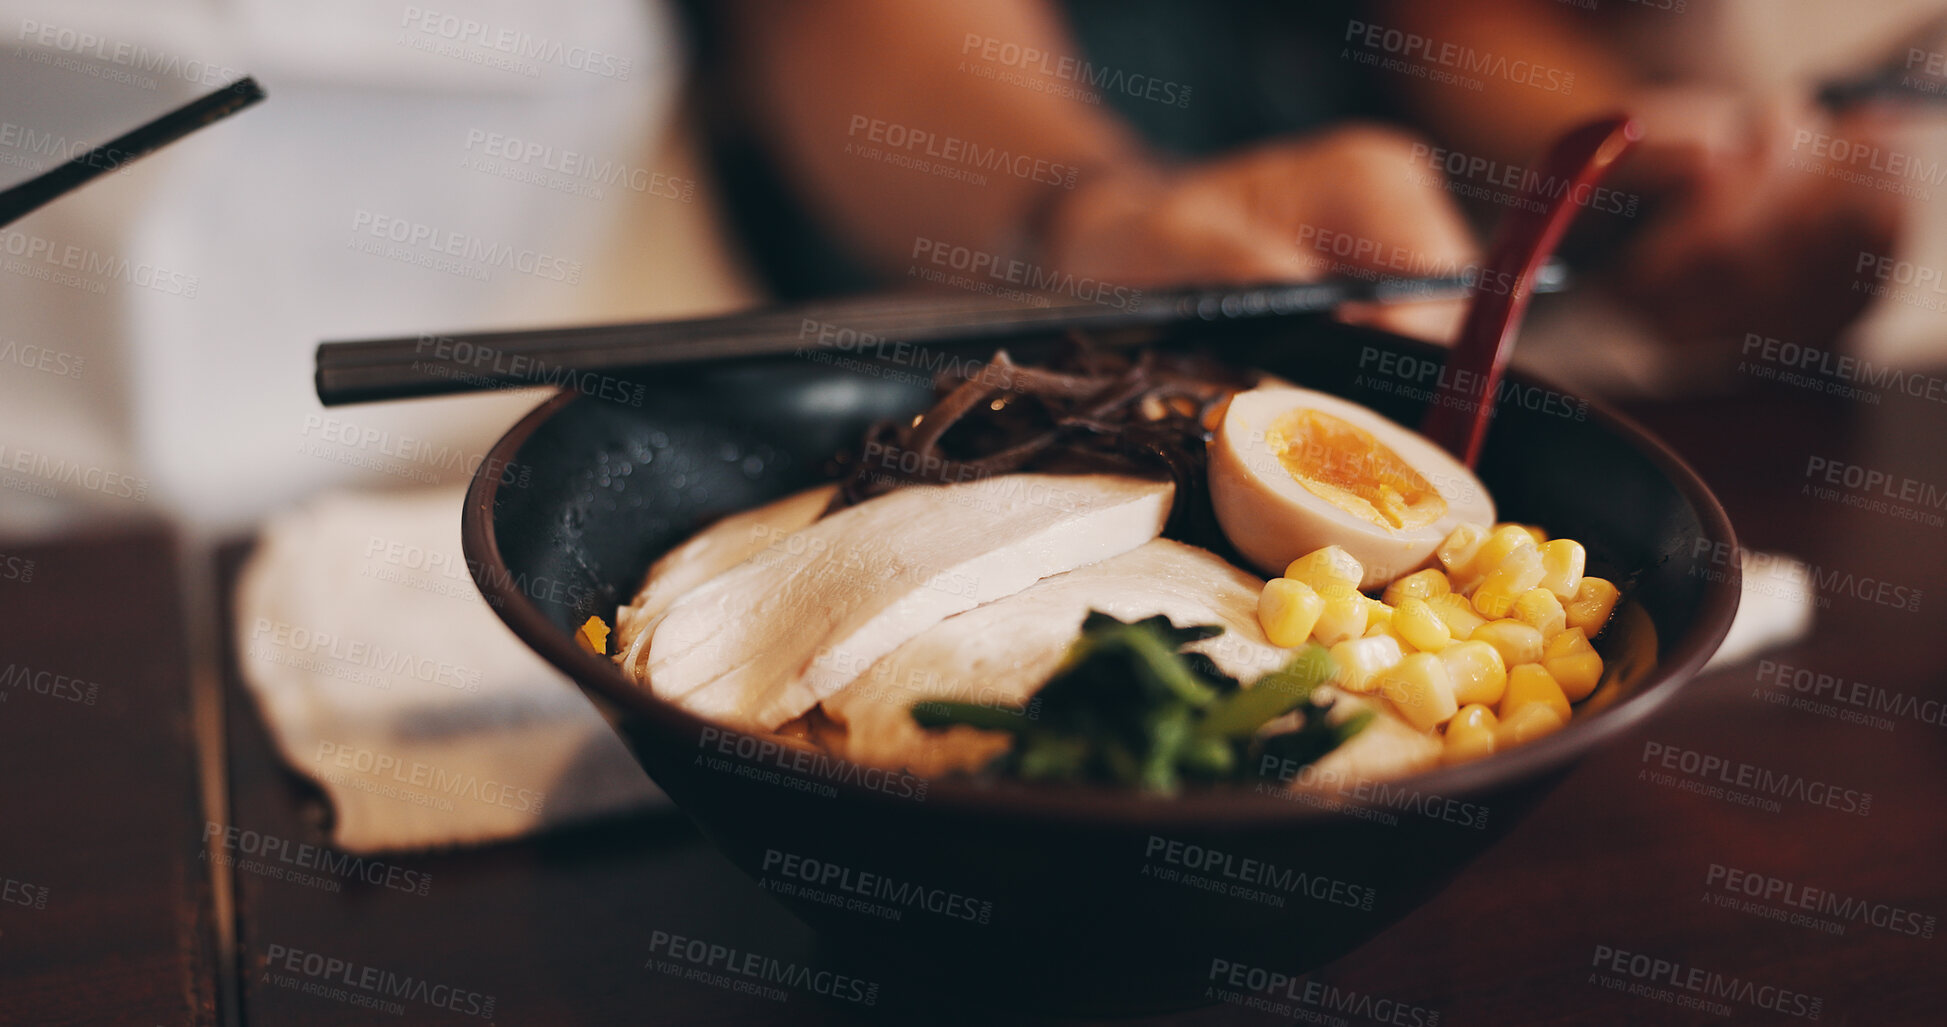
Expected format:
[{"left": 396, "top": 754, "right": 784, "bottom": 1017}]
[{"left": 0, "top": 0, "right": 758, "bottom": 536}]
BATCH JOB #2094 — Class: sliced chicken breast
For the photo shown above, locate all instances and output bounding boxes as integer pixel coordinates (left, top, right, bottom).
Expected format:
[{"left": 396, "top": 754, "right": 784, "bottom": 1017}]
[
  {"left": 646, "top": 473, "right": 1173, "bottom": 731},
  {"left": 823, "top": 538, "right": 1289, "bottom": 776},
  {"left": 613, "top": 484, "right": 837, "bottom": 681},
  {"left": 1302, "top": 692, "right": 1442, "bottom": 785}
]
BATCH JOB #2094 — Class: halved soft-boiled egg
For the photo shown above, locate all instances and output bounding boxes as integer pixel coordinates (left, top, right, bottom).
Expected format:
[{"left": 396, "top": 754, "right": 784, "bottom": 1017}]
[{"left": 1208, "top": 384, "right": 1494, "bottom": 589}]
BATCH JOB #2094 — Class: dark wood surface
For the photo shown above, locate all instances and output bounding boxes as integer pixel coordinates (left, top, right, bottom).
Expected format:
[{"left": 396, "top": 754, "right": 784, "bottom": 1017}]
[
  {"left": 3, "top": 376, "right": 1943, "bottom": 1025},
  {"left": 0, "top": 524, "right": 217, "bottom": 1027}
]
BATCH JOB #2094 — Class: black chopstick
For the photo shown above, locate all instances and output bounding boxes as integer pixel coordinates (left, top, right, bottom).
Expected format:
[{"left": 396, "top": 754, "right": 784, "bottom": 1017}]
[
  {"left": 314, "top": 261, "right": 1569, "bottom": 406},
  {"left": 0, "top": 77, "right": 265, "bottom": 228}
]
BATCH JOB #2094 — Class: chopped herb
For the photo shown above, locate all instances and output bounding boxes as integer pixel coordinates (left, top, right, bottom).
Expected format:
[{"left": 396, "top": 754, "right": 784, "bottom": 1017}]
[{"left": 910, "top": 611, "right": 1366, "bottom": 794}]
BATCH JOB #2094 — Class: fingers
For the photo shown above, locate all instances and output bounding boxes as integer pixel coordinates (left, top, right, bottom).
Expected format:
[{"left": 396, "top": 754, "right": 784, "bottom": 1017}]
[
  {"left": 1337, "top": 297, "right": 1469, "bottom": 344},
  {"left": 1259, "top": 125, "right": 1482, "bottom": 281}
]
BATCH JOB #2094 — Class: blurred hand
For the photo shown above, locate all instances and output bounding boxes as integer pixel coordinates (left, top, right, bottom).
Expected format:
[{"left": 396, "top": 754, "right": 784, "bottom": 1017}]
[
  {"left": 1036, "top": 125, "right": 1480, "bottom": 341},
  {"left": 1604, "top": 89, "right": 1905, "bottom": 349}
]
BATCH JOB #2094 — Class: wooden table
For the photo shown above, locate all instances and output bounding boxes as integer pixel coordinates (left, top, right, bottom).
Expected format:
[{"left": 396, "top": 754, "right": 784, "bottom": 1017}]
[
  {"left": 0, "top": 525, "right": 218, "bottom": 1025},
  {"left": 3, "top": 379, "right": 1943, "bottom": 1025}
]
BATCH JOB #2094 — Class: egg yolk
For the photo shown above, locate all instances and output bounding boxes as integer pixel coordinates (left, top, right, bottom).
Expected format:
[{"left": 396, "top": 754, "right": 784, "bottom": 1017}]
[{"left": 1264, "top": 409, "right": 1447, "bottom": 530}]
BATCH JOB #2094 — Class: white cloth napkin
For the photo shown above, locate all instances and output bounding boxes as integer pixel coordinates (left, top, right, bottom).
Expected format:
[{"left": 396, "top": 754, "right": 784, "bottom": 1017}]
[
  {"left": 234, "top": 486, "right": 665, "bottom": 854},
  {"left": 1703, "top": 550, "right": 1817, "bottom": 672}
]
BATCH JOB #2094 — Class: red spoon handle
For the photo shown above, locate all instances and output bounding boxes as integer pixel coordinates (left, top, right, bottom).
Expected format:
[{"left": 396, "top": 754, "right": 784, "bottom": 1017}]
[{"left": 1421, "top": 113, "right": 1641, "bottom": 468}]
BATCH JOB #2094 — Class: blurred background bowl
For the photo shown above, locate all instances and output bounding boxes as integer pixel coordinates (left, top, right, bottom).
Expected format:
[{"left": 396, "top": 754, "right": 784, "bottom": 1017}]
[{"left": 461, "top": 318, "right": 1738, "bottom": 1014}]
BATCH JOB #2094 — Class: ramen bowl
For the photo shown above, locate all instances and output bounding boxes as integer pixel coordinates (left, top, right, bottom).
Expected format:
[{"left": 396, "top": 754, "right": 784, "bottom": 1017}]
[{"left": 461, "top": 319, "right": 1738, "bottom": 1013}]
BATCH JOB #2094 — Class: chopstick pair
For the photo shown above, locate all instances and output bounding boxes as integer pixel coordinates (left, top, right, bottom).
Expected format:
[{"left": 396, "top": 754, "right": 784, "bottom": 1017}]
[{"left": 313, "top": 263, "right": 1570, "bottom": 407}]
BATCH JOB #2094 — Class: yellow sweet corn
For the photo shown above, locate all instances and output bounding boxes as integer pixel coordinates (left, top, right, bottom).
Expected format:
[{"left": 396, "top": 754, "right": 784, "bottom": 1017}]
[
  {"left": 1427, "top": 592, "right": 1488, "bottom": 639},
  {"left": 1382, "top": 567, "right": 1452, "bottom": 606},
  {"left": 1329, "top": 635, "right": 1405, "bottom": 694},
  {"left": 1258, "top": 578, "right": 1325, "bottom": 648},
  {"left": 1543, "top": 627, "right": 1604, "bottom": 701},
  {"left": 1376, "top": 652, "right": 1458, "bottom": 732},
  {"left": 576, "top": 615, "right": 610, "bottom": 656},
  {"left": 1436, "top": 523, "right": 1487, "bottom": 579},
  {"left": 1313, "top": 523, "right": 1603, "bottom": 759},
  {"left": 1393, "top": 597, "right": 1453, "bottom": 653},
  {"left": 1471, "top": 545, "right": 1544, "bottom": 619},
  {"left": 1285, "top": 546, "right": 1364, "bottom": 592},
  {"left": 1439, "top": 639, "right": 1508, "bottom": 707},
  {"left": 1443, "top": 703, "right": 1498, "bottom": 764},
  {"left": 1511, "top": 587, "right": 1567, "bottom": 638},
  {"left": 1538, "top": 539, "right": 1586, "bottom": 599},
  {"left": 1311, "top": 584, "right": 1369, "bottom": 645},
  {"left": 1494, "top": 703, "right": 1565, "bottom": 747},
  {"left": 1470, "top": 618, "right": 1544, "bottom": 667},
  {"left": 1565, "top": 576, "right": 1620, "bottom": 636},
  {"left": 1501, "top": 663, "right": 1571, "bottom": 724},
  {"left": 1462, "top": 524, "right": 1538, "bottom": 590}
]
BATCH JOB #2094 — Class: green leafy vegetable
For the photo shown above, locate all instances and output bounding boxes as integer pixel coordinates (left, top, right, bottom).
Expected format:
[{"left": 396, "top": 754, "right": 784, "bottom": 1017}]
[{"left": 909, "top": 611, "right": 1368, "bottom": 794}]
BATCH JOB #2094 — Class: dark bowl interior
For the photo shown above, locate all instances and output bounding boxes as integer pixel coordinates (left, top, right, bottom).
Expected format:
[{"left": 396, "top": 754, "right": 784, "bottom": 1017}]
[{"left": 463, "top": 317, "right": 1738, "bottom": 1013}]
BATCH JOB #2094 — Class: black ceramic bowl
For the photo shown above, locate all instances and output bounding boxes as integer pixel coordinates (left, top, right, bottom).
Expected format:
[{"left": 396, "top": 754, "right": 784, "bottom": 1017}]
[{"left": 462, "top": 318, "right": 1738, "bottom": 1013}]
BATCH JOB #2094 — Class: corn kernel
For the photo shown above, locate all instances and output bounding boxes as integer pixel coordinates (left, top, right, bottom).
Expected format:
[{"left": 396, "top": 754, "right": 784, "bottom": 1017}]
[
  {"left": 1465, "top": 524, "right": 1539, "bottom": 585},
  {"left": 1443, "top": 704, "right": 1498, "bottom": 764},
  {"left": 1471, "top": 545, "right": 1545, "bottom": 618},
  {"left": 1436, "top": 524, "right": 1487, "bottom": 579},
  {"left": 1543, "top": 627, "right": 1604, "bottom": 701},
  {"left": 1258, "top": 579, "right": 1325, "bottom": 647},
  {"left": 1470, "top": 619, "right": 1544, "bottom": 667},
  {"left": 1512, "top": 587, "right": 1566, "bottom": 638},
  {"left": 1364, "top": 597, "right": 1394, "bottom": 629},
  {"left": 1427, "top": 592, "right": 1487, "bottom": 638},
  {"left": 1565, "top": 576, "right": 1620, "bottom": 636},
  {"left": 1376, "top": 652, "right": 1458, "bottom": 731},
  {"left": 1519, "top": 524, "right": 1549, "bottom": 545},
  {"left": 1392, "top": 597, "right": 1452, "bottom": 653},
  {"left": 1439, "top": 640, "right": 1508, "bottom": 707},
  {"left": 1329, "top": 635, "right": 1404, "bottom": 694},
  {"left": 1538, "top": 539, "right": 1586, "bottom": 598},
  {"left": 1311, "top": 585, "right": 1369, "bottom": 645},
  {"left": 1382, "top": 568, "right": 1452, "bottom": 606},
  {"left": 1364, "top": 621, "right": 1415, "bottom": 652},
  {"left": 1494, "top": 703, "right": 1565, "bottom": 747},
  {"left": 1501, "top": 664, "right": 1571, "bottom": 724},
  {"left": 1285, "top": 546, "right": 1364, "bottom": 592}
]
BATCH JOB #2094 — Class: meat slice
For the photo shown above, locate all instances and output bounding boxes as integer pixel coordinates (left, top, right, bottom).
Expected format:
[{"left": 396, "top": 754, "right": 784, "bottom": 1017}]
[
  {"left": 822, "top": 538, "right": 1290, "bottom": 776},
  {"left": 1301, "top": 693, "right": 1441, "bottom": 784},
  {"left": 613, "top": 484, "right": 837, "bottom": 681},
  {"left": 646, "top": 474, "right": 1173, "bottom": 731}
]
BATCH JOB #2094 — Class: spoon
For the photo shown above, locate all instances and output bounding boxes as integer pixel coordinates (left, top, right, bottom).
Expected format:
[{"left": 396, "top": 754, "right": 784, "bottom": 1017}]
[{"left": 1419, "top": 113, "right": 1641, "bottom": 468}]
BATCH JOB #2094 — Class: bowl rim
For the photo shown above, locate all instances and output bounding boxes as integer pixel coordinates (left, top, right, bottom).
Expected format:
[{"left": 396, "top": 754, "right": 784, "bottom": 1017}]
[{"left": 462, "top": 348, "right": 1740, "bottom": 829}]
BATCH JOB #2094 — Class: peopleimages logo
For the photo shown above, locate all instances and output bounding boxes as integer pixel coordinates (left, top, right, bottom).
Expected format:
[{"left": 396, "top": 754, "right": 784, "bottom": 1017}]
[
  {"left": 15, "top": 19, "right": 246, "bottom": 88},
  {"left": 1206, "top": 958, "right": 1440, "bottom": 1026},
  {"left": 261, "top": 943, "right": 494, "bottom": 1020},
  {"left": 846, "top": 115, "right": 1080, "bottom": 188},
  {"left": 0, "top": 228, "right": 198, "bottom": 297},
  {"left": 346, "top": 209, "right": 582, "bottom": 285},
  {"left": 695, "top": 725, "right": 929, "bottom": 802},
  {"left": 759, "top": 848, "right": 994, "bottom": 924},
  {"left": 908, "top": 236, "right": 1144, "bottom": 311},
  {"left": 398, "top": 6, "right": 633, "bottom": 80},
  {"left": 1144, "top": 835, "right": 1377, "bottom": 911},
  {"left": 312, "top": 741, "right": 545, "bottom": 815},
  {"left": 202, "top": 823, "right": 432, "bottom": 897},
  {"left": 1639, "top": 741, "right": 1872, "bottom": 816},
  {"left": 646, "top": 929, "right": 880, "bottom": 1006},
  {"left": 1344, "top": 19, "right": 1574, "bottom": 94},
  {"left": 1704, "top": 863, "right": 1936, "bottom": 939},
  {"left": 1589, "top": 944, "right": 1823, "bottom": 1020}
]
